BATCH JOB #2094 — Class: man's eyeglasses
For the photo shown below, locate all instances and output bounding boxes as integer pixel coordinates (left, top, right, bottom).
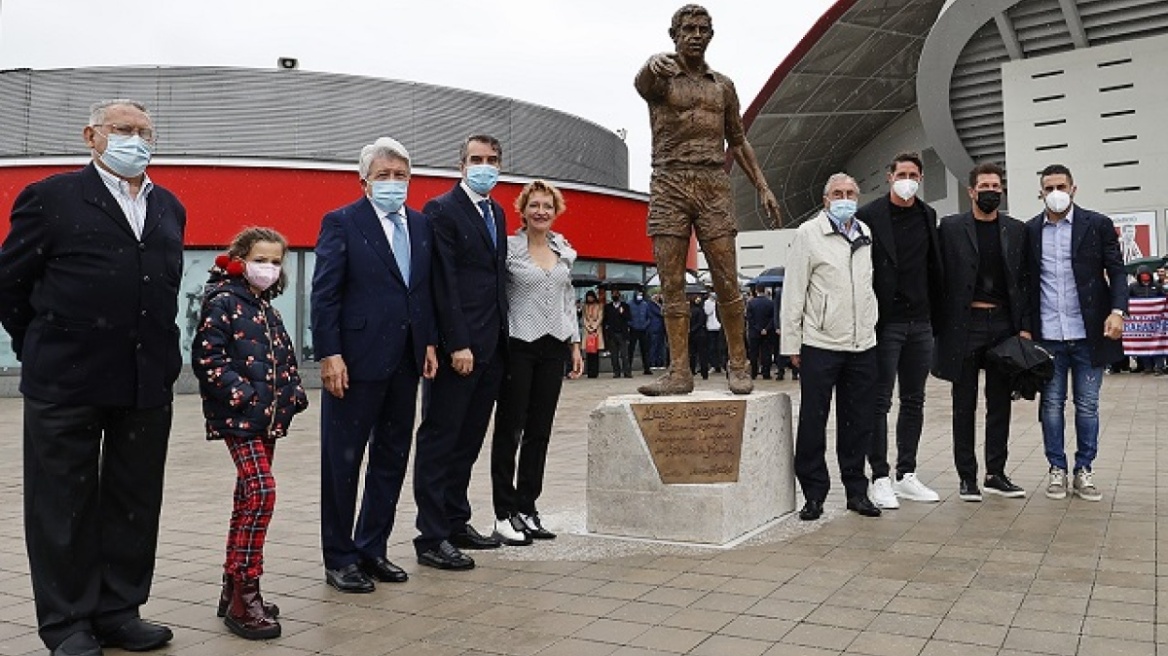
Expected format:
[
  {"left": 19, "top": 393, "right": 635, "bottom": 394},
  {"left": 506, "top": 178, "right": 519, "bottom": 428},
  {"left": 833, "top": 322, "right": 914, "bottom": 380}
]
[{"left": 93, "top": 123, "right": 156, "bottom": 145}]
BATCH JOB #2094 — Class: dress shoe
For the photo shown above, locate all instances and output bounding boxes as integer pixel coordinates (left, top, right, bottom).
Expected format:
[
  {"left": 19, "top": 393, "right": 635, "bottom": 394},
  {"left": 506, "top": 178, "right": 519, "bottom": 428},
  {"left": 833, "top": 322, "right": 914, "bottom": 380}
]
[
  {"left": 325, "top": 563, "right": 375, "bottom": 593},
  {"left": 96, "top": 618, "right": 173, "bottom": 651},
  {"left": 624, "top": 372, "right": 633, "bottom": 378},
  {"left": 360, "top": 557, "right": 409, "bottom": 583},
  {"left": 798, "top": 499, "right": 823, "bottom": 521},
  {"left": 846, "top": 495, "right": 882, "bottom": 517},
  {"left": 493, "top": 515, "right": 533, "bottom": 546},
  {"left": 450, "top": 524, "right": 501, "bottom": 550},
  {"left": 518, "top": 512, "right": 556, "bottom": 540},
  {"left": 417, "top": 540, "right": 475, "bottom": 570},
  {"left": 52, "top": 632, "right": 101, "bottom": 656}
]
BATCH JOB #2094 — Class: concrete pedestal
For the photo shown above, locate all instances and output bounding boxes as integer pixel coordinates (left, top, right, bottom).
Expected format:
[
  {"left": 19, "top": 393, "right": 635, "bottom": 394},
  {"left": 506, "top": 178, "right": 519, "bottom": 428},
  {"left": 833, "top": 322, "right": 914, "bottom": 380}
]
[{"left": 586, "top": 390, "right": 794, "bottom": 545}]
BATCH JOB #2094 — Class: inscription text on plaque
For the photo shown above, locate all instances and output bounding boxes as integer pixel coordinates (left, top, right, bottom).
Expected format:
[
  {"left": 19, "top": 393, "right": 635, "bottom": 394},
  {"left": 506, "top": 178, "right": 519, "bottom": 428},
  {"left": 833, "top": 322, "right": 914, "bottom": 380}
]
[{"left": 632, "top": 400, "right": 746, "bottom": 484}]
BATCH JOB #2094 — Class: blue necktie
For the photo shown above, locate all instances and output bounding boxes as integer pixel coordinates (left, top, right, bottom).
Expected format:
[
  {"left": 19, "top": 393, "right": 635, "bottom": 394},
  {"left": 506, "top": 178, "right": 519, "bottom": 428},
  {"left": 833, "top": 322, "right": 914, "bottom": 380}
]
[
  {"left": 389, "top": 213, "right": 410, "bottom": 284},
  {"left": 478, "top": 199, "right": 497, "bottom": 249}
]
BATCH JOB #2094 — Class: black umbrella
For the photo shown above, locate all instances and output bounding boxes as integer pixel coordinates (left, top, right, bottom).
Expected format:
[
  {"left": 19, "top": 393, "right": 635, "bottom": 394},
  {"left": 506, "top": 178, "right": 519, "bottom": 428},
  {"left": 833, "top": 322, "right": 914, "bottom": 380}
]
[
  {"left": 571, "top": 272, "right": 602, "bottom": 288},
  {"left": 599, "top": 275, "right": 644, "bottom": 291},
  {"left": 986, "top": 336, "right": 1055, "bottom": 401},
  {"left": 1124, "top": 256, "right": 1167, "bottom": 276},
  {"left": 751, "top": 266, "right": 785, "bottom": 286}
]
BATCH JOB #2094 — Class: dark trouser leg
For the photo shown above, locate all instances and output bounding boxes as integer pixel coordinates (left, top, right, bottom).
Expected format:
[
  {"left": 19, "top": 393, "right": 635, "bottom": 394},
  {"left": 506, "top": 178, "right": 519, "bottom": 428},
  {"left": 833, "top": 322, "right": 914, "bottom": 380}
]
[
  {"left": 983, "top": 355, "right": 1014, "bottom": 476},
  {"left": 836, "top": 348, "right": 878, "bottom": 498},
  {"left": 951, "top": 357, "right": 982, "bottom": 484},
  {"left": 414, "top": 361, "right": 477, "bottom": 553},
  {"left": 24, "top": 400, "right": 173, "bottom": 650},
  {"left": 629, "top": 329, "right": 651, "bottom": 373},
  {"left": 320, "top": 381, "right": 383, "bottom": 569},
  {"left": 492, "top": 338, "right": 538, "bottom": 518},
  {"left": 794, "top": 346, "right": 844, "bottom": 502},
  {"left": 354, "top": 358, "right": 419, "bottom": 561},
  {"left": 690, "top": 329, "right": 708, "bottom": 375},
  {"left": 758, "top": 336, "right": 773, "bottom": 378},
  {"left": 514, "top": 337, "right": 568, "bottom": 514},
  {"left": 608, "top": 333, "right": 629, "bottom": 376},
  {"left": 443, "top": 352, "right": 506, "bottom": 534},
  {"left": 894, "top": 322, "right": 933, "bottom": 477},
  {"left": 869, "top": 324, "right": 904, "bottom": 480},
  {"left": 585, "top": 352, "right": 599, "bottom": 378}
]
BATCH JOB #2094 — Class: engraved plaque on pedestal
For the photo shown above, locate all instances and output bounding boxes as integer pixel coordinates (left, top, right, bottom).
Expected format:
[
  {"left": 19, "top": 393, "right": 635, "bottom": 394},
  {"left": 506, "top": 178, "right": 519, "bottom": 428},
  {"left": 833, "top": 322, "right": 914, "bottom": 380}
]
[{"left": 632, "top": 400, "right": 746, "bottom": 484}]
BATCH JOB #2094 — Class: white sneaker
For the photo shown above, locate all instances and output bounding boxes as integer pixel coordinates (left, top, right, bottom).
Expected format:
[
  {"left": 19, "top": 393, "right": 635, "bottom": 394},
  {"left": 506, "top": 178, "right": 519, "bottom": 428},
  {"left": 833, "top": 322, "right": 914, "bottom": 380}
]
[
  {"left": 1046, "top": 467, "right": 1068, "bottom": 500},
  {"left": 869, "top": 477, "right": 900, "bottom": 509},
  {"left": 893, "top": 473, "right": 940, "bottom": 502},
  {"left": 1072, "top": 469, "right": 1102, "bottom": 502},
  {"left": 491, "top": 516, "right": 532, "bottom": 546}
]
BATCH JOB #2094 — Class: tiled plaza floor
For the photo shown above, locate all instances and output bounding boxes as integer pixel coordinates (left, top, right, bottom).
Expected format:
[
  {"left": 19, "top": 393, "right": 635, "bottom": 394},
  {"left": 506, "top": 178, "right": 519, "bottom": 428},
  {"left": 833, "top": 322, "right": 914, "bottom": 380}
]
[{"left": 0, "top": 370, "right": 1163, "bottom": 655}]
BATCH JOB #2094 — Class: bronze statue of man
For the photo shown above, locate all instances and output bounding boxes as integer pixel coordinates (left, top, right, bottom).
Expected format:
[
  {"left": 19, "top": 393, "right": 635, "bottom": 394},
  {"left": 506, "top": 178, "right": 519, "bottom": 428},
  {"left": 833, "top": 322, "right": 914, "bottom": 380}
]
[{"left": 635, "top": 4, "right": 780, "bottom": 396}]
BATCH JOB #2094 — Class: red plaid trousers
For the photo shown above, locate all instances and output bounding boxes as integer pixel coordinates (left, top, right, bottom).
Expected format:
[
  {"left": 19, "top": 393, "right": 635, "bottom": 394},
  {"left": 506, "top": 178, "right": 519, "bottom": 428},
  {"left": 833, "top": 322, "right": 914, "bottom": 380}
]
[{"left": 223, "top": 436, "right": 277, "bottom": 580}]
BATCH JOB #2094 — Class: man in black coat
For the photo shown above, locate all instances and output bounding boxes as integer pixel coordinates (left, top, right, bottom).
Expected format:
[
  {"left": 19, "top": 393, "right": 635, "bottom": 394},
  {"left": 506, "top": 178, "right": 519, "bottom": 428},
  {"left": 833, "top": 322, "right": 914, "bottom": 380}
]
[
  {"left": 857, "top": 151, "right": 946, "bottom": 509},
  {"left": 0, "top": 100, "right": 185, "bottom": 656},
  {"left": 603, "top": 290, "right": 633, "bottom": 378},
  {"left": 745, "top": 284, "right": 775, "bottom": 379},
  {"left": 1026, "top": 163, "right": 1127, "bottom": 502},
  {"left": 933, "top": 162, "right": 1031, "bottom": 502},
  {"left": 412, "top": 135, "right": 509, "bottom": 570}
]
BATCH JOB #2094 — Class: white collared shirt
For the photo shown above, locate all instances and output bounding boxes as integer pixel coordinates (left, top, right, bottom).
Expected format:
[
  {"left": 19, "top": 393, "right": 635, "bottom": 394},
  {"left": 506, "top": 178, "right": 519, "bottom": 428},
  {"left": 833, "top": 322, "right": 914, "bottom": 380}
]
[
  {"left": 460, "top": 180, "right": 490, "bottom": 216},
  {"left": 94, "top": 162, "right": 153, "bottom": 239}
]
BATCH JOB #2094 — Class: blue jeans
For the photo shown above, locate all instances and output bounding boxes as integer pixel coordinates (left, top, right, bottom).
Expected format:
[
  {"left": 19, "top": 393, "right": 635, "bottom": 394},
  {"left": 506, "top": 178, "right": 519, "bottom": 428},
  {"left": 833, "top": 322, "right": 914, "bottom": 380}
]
[{"left": 1039, "top": 339, "right": 1103, "bottom": 472}]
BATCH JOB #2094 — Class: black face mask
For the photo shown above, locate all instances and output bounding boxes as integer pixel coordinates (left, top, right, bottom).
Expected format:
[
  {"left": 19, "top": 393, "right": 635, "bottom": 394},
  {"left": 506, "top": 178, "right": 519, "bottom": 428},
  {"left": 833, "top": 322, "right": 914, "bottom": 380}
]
[{"left": 975, "top": 190, "right": 1002, "bottom": 213}]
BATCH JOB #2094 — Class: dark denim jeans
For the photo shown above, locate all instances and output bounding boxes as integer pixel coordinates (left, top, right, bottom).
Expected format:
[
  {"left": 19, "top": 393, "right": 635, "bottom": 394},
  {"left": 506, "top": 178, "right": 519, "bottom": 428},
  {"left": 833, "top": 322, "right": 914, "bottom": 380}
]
[
  {"left": 951, "top": 309, "right": 1014, "bottom": 483},
  {"left": 870, "top": 321, "right": 933, "bottom": 480},
  {"left": 1038, "top": 339, "right": 1103, "bottom": 472}
]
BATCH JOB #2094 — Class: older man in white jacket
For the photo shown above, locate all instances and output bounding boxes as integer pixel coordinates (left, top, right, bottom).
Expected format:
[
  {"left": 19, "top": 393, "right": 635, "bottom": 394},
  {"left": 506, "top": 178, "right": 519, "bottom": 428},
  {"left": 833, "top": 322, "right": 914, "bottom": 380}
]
[{"left": 780, "top": 173, "right": 881, "bottom": 521}]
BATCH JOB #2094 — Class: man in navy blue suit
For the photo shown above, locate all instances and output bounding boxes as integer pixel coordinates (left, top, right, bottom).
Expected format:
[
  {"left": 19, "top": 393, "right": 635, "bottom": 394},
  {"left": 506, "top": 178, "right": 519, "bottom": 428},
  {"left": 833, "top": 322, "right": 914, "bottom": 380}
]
[
  {"left": 0, "top": 99, "right": 184, "bottom": 656},
  {"left": 412, "top": 135, "right": 510, "bottom": 570},
  {"left": 311, "top": 137, "right": 438, "bottom": 592},
  {"left": 1026, "top": 163, "right": 1127, "bottom": 503}
]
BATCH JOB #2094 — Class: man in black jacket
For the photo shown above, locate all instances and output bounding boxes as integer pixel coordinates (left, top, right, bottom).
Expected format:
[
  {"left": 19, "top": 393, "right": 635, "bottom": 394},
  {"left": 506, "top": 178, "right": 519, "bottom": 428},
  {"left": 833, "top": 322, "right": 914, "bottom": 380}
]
[
  {"left": 933, "top": 162, "right": 1031, "bottom": 502},
  {"left": 604, "top": 290, "right": 633, "bottom": 378},
  {"left": 857, "top": 151, "right": 945, "bottom": 510},
  {"left": 746, "top": 284, "right": 775, "bottom": 379},
  {"left": 0, "top": 99, "right": 184, "bottom": 656}
]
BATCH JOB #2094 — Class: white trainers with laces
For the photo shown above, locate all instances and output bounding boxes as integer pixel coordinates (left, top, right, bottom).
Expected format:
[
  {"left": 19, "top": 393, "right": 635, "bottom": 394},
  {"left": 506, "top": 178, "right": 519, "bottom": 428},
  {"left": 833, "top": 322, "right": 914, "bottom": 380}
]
[
  {"left": 893, "top": 473, "right": 940, "bottom": 502},
  {"left": 1046, "top": 468, "right": 1068, "bottom": 500},
  {"left": 869, "top": 477, "right": 899, "bottom": 509},
  {"left": 1072, "top": 469, "right": 1102, "bottom": 502}
]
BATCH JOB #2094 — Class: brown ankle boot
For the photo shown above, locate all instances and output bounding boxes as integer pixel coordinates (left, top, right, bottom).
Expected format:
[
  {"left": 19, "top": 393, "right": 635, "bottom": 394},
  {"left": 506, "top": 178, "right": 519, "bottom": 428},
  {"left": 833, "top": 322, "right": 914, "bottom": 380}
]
[
  {"left": 717, "top": 297, "right": 753, "bottom": 395},
  {"left": 638, "top": 312, "right": 693, "bottom": 396},
  {"left": 224, "top": 578, "right": 281, "bottom": 640},
  {"left": 218, "top": 574, "right": 279, "bottom": 618}
]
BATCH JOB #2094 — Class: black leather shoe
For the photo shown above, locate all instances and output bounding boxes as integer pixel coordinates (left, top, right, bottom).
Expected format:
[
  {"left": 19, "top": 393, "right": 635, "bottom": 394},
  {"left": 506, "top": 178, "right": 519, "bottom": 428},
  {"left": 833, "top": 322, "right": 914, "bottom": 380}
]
[
  {"left": 417, "top": 540, "right": 475, "bottom": 570},
  {"left": 96, "top": 618, "right": 173, "bottom": 651},
  {"left": 450, "top": 524, "right": 501, "bottom": 550},
  {"left": 846, "top": 495, "right": 882, "bottom": 517},
  {"left": 519, "top": 512, "right": 557, "bottom": 540},
  {"left": 52, "top": 632, "right": 101, "bottom": 656},
  {"left": 359, "top": 557, "right": 409, "bottom": 583},
  {"left": 325, "top": 563, "right": 375, "bottom": 593},
  {"left": 798, "top": 499, "right": 823, "bottom": 521}
]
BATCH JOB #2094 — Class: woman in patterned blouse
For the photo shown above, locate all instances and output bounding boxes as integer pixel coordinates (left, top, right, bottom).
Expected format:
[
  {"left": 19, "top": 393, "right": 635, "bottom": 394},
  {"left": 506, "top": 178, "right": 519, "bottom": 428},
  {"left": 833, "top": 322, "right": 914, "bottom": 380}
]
[{"left": 490, "top": 180, "right": 584, "bottom": 546}]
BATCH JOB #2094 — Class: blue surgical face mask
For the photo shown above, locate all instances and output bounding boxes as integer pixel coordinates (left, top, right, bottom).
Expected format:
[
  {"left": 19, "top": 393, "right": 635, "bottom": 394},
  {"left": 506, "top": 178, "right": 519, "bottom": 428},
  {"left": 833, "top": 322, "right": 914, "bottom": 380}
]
[
  {"left": 828, "top": 199, "right": 857, "bottom": 223},
  {"left": 99, "top": 133, "right": 153, "bottom": 178},
  {"left": 465, "top": 164, "right": 500, "bottom": 195},
  {"left": 368, "top": 180, "right": 408, "bottom": 214}
]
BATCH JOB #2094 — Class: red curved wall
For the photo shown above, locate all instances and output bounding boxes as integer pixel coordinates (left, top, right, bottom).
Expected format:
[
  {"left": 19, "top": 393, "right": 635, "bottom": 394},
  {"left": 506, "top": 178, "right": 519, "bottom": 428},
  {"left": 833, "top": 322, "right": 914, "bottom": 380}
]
[{"left": 0, "top": 164, "right": 658, "bottom": 264}]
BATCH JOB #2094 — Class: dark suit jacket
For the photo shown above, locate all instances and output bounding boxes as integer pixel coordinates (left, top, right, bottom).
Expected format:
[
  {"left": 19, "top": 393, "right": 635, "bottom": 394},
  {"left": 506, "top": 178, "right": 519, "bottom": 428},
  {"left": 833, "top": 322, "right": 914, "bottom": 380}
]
[
  {"left": 932, "top": 212, "right": 1030, "bottom": 381},
  {"left": 603, "top": 302, "right": 632, "bottom": 336},
  {"left": 1025, "top": 205, "right": 1128, "bottom": 367},
  {"left": 745, "top": 295, "right": 775, "bottom": 338},
  {"left": 0, "top": 164, "right": 186, "bottom": 407},
  {"left": 424, "top": 183, "right": 508, "bottom": 363},
  {"left": 857, "top": 195, "right": 945, "bottom": 330},
  {"left": 311, "top": 198, "right": 436, "bottom": 381}
]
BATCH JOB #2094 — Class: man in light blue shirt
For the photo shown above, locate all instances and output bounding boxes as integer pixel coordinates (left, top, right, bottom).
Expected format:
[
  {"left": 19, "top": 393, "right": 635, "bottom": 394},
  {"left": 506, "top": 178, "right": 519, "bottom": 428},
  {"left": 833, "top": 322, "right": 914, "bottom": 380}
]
[{"left": 1025, "top": 164, "right": 1127, "bottom": 503}]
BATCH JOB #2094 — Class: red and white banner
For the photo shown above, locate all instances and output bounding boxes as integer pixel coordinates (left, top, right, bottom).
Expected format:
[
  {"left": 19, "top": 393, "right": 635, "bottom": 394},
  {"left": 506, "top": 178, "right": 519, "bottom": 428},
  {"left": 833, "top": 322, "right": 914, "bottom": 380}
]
[{"left": 1123, "top": 296, "right": 1168, "bottom": 355}]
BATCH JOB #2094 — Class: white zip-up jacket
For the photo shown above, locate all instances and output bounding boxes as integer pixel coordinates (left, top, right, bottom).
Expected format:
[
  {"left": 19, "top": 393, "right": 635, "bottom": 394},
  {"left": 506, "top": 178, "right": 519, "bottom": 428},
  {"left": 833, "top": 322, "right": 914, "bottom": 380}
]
[{"left": 780, "top": 211, "right": 878, "bottom": 354}]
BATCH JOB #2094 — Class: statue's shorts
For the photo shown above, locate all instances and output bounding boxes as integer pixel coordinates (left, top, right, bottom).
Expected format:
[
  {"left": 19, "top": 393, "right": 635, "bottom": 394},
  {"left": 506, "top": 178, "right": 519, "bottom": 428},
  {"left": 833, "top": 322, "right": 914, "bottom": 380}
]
[{"left": 647, "top": 167, "right": 737, "bottom": 242}]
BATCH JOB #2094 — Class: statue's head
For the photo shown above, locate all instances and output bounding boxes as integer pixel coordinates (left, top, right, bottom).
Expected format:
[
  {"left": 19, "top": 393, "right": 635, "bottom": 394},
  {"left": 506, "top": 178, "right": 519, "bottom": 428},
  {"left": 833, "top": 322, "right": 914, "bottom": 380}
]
[{"left": 669, "top": 4, "right": 713, "bottom": 57}]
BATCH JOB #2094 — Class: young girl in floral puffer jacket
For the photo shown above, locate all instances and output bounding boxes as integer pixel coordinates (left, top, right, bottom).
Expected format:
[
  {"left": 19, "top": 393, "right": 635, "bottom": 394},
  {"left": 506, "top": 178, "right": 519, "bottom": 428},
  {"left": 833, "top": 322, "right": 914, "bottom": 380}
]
[{"left": 192, "top": 227, "right": 307, "bottom": 641}]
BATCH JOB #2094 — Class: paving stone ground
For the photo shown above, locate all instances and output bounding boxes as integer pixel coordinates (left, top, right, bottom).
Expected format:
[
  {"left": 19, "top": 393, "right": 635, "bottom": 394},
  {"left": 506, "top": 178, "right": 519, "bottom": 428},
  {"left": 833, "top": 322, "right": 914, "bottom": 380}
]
[{"left": 0, "top": 370, "right": 1162, "bottom": 655}]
